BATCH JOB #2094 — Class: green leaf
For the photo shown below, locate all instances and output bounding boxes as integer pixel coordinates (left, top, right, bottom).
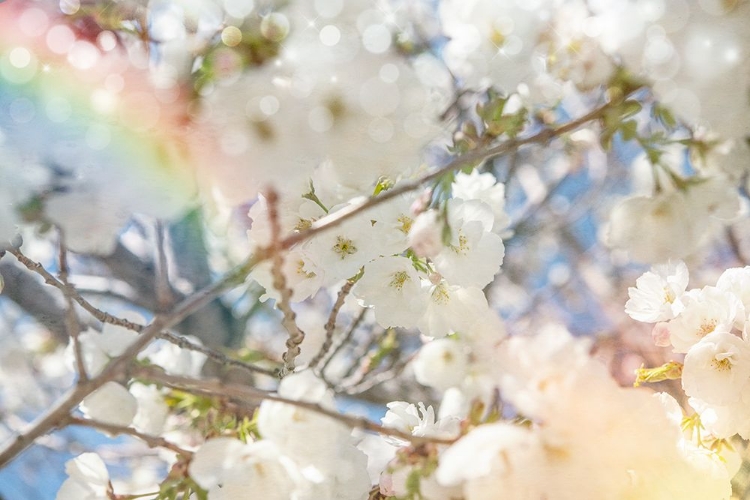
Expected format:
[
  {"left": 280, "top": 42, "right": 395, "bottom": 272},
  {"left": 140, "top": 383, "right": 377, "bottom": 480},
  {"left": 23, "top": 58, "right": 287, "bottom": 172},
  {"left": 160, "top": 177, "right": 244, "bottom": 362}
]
[
  {"left": 620, "top": 100, "right": 643, "bottom": 119},
  {"left": 619, "top": 120, "right": 638, "bottom": 141}
]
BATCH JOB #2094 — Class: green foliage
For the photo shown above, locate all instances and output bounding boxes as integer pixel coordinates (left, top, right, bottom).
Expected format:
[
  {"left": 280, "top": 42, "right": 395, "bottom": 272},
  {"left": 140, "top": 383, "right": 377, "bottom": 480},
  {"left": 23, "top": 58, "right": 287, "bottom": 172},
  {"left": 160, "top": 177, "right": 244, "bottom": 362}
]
[
  {"left": 475, "top": 89, "right": 529, "bottom": 139},
  {"left": 163, "top": 389, "right": 259, "bottom": 442},
  {"left": 633, "top": 361, "right": 683, "bottom": 387}
]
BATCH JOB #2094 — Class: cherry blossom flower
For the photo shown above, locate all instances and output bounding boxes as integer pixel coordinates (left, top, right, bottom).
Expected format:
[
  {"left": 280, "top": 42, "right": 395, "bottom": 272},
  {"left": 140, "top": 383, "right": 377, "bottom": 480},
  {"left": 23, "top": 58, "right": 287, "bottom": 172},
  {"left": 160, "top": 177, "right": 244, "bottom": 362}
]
[
  {"left": 189, "top": 438, "right": 303, "bottom": 500},
  {"left": 666, "top": 287, "right": 744, "bottom": 353},
  {"left": 56, "top": 453, "right": 111, "bottom": 500},
  {"left": 354, "top": 255, "right": 427, "bottom": 328},
  {"left": 682, "top": 331, "right": 750, "bottom": 406},
  {"left": 80, "top": 381, "right": 137, "bottom": 427},
  {"left": 625, "top": 260, "right": 689, "bottom": 323},
  {"left": 432, "top": 199, "right": 505, "bottom": 288},
  {"left": 412, "top": 337, "right": 470, "bottom": 391}
]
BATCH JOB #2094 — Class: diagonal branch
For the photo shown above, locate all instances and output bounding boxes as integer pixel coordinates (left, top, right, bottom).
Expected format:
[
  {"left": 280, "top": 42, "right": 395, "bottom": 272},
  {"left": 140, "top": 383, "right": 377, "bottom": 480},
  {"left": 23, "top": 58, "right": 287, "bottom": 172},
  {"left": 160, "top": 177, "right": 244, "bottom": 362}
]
[
  {"left": 0, "top": 99, "right": 616, "bottom": 469},
  {"left": 308, "top": 279, "right": 355, "bottom": 370},
  {"left": 133, "top": 366, "right": 454, "bottom": 447},
  {"left": 64, "top": 416, "right": 193, "bottom": 458}
]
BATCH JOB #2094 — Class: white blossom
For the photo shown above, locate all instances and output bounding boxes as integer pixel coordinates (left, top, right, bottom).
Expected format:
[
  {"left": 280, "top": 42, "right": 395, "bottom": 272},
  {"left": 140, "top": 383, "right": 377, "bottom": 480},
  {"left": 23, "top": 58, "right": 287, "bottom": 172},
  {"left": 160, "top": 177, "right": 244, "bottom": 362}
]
[
  {"left": 625, "top": 260, "right": 689, "bottom": 323},
  {"left": 80, "top": 381, "right": 138, "bottom": 427},
  {"left": 417, "top": 282, "right": 490, "bottom": 338},
  {"left": 381, "top": 401, "right": 459, "bottom": 441},
  {"left": 256, "top": 371, "right": 371, "bottom": 500},
  {"left": 56, "top": 453, "right": 111, "bottom": 500},
  {"left": 189, "top": 438, "right": 303, "bottom": 500},
  {"left": 130, "top": 383, "right": 169, "bottom": 436},
  {"left": 147, "top": 336, "right": 208, "bottom": 377},
  {"left": 436, "top": 422, "right": 542, "bottom": 499},
  {"left": 354, "top": 256, "right": 427, "bottom": 328},
  {"left": 682, "top": 332, "right": 750, "bottom": 406},
  {"left": 689, "top": 394, "right": 750, "bottom": 440},
  {"left": 432, "top": 199, "right": 505, "bottom": 288},
  {"left": 412, "top": 337, "right": 470, "bottom": 392},
  {"left": 306, "top": 202, "right": 382, "bottom": 283},
  {"left": 666, "top": 287, "right": 744, "bottom": 353},
  {"left": 607, "top": 191, "right": 695, "bottom": 263},
  {"left": 452, "top": 170, "right": 511, "bottom": 233}
]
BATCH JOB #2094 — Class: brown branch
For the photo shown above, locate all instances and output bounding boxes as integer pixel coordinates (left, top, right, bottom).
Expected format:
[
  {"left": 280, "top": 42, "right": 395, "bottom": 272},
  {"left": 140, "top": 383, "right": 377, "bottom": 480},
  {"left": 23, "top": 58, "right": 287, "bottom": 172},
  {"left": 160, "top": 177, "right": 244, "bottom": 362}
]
[
  {"left": 64, "top": 416, "right": 193, "bottom": 458},
  {"left": 320, "top": 307, "right": 367, "bottom": 380},
  {"left": 157, "top": 331, "right": 279, "bottom": 378},
  {"left": 308, "top": 280, "right": 355, "bottom": 369},
  {"left": 0, "top": 100, "right": 615, "bottom": 469},
  {"left": 343, "top": 349, "right": 417, "bottom": 395},
  {"left": 8, "top": 248, "right": 145, "bottom": 332},
  {"left": 0, "top": 250, "right": 260, "bottom": 468},
  {"left": 58, "top": 233, "right": 88, "bottom": 381},
  {"left": 281, "top": 100, "right": 617, "bottom": 252},
  {"left": 132, "top": 366, "right": 454, "bottom": 447},
  {"left": 266, "top": 189, "right": 306, "bottom": 376}
]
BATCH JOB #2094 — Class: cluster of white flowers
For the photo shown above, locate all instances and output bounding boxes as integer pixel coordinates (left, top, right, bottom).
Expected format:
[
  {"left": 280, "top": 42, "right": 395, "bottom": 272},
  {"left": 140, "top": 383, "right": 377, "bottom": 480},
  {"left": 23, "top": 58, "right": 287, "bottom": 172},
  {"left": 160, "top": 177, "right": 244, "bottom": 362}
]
[
  {"left": 627, "top": 262, "right": 750, "bottom": 440},
  {"left": 198, "top": 0, "right": 449, "bottom": 205},
  {"left": 248, "top": 169, "right": 510, "bottom": 354},
  {"left": 62, "top": 312, "right": 205, "bottom": 435},
  {"left": 608, "top": 175, "right": 741, "bottom": 263},
  {"left": 188, "top": 371, "right": 371, "bottom": 499},
  {"left": 367, "top": 328, "right": 736, "bottom": 499}
]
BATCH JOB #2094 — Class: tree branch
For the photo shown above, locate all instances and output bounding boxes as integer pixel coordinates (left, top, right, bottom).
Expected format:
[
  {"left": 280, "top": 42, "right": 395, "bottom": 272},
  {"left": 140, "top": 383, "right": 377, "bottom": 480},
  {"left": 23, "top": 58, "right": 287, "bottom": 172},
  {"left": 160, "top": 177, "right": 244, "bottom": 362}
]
[
  {"left": 58, "top": 234, "right": 88, "bottom": 381},
  {"left": 266, "top": 189, "right": 306, "bottom": 376},
  {"left": 132, "top": 366, "right": 454, "bottom": 447},
  {"left": 308, "top": 279, "right": 355, "bottom": 369},
  {"left": 64, "top": 416, "right": 193, "bottom": 458},
  {"left": 0, "top": 100, "right": 615, "bottom": 469}
]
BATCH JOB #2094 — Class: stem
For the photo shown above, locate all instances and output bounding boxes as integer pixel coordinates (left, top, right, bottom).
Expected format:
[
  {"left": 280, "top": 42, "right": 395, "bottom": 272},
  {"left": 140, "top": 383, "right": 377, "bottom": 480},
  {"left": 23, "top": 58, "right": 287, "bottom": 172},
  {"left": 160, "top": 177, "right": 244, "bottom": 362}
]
[
  {"left": 58, "top": 233, "right": 88, "bottom": 382},
  {"left": 308, "top": 279, "right": 355, "bottom": 369},
  {"left": 133, "top": 366, "right": 454, "bottom": 447},
  {"left": 0, "top": 252, "right": 260, "bottom": 468},
  {"left": 0, "top": 99, "right": 615, "bottom": 469},
  {"left": 65, "top": 416, "right": 193, "bottom": 458},
  {"left": 266, "top": 189, "right": 306, "bottom": 376}
]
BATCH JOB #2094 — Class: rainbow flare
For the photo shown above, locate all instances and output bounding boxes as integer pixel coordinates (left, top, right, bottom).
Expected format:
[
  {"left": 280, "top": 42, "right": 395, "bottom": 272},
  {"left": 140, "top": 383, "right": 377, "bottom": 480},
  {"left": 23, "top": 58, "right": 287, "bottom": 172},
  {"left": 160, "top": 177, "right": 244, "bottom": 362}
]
[{"left": 0, "top": 2, "right": 200, "bottom": 229}]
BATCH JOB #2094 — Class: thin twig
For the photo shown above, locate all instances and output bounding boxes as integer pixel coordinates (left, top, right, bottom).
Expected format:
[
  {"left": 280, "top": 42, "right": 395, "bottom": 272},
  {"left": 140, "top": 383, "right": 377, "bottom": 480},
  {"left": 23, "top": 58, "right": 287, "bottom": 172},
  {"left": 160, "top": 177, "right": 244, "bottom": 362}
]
[
  {"left": 266, "top": 189, "right": 306, "bottom": 376},
  {"left": 342, "top": 328, "right": 390, "bottom": 380},
  {"left": 0, "top": 100, "right": 615, "bottom": 469},
  {"left": 58, "top": 233, "right": 88, "bottom": 381},
  {"left": 343, "top": 350, "right": 417, "bottom": 395},
  {"left": 9, "top": 248, "right": 145, "bottom": 332},
  {"left": 308, "top": 280, "right": 355, "bottom": 369},
  {"left": 157, "top": 331, "right": 279, "bottom": 378},
  {"left": 132, "top": 366, "right": 454, "bottom": 447},
  {"left": 320, "top": 307, "right": 367, "bottom": 380},
  {"left": 0, "top": 251, "right": 260, "bottom": 468},
  {"left": 9, "top": 247, "right": 277, "bottom": 380},
  {"left": 281, "top": 99, "right": 618, "bottom": 252},
  {"left": 64, "top": 416, "right": 193, "bottom": 458}
]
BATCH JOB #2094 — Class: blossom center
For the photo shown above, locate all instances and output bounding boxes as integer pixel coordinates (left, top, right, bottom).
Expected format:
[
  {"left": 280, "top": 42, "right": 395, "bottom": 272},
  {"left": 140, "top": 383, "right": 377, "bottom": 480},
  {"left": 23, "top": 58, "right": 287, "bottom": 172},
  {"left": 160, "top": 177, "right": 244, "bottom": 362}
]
[
  {"left": 450, "top": 231, "right": 469, "bottom": 256},
  {"left": 295, "top": 260, "right": 316, "bottom": 279},
  {"left": 698, "top": 319, "right": 717, "bottom": 338},
  {"left": 712, "top": 356, "right": 733, "bottom": 372},
  {"left": 332, "top": 236, "right": 357, "bottom": 259},
  {"left": 397, "top": 214, "right": 413, "bottom": 234},
  {"left": 431, "top": 284, "right": 451, "bottom": 305},
  {"left": 389, "top": 271, "right": 410, "bottom": 291}
]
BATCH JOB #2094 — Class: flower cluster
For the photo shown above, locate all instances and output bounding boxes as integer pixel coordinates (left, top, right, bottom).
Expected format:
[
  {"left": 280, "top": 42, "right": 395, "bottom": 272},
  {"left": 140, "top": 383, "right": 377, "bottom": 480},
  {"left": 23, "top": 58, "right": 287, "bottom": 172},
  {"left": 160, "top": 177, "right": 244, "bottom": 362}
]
[
  {"left": 627, "top": 262, "right": 750, "bottom": 440},
  {"left": 248, "top": 170, "right": 509, "bottom": 346},
  {"left": 373, "top": 329, "right": 737, "bottom": 499}
]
